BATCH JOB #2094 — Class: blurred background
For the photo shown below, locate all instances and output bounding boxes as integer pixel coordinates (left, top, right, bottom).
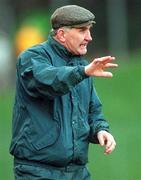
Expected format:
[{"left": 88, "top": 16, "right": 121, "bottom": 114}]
[{"left": 0, "top": 0, "right": 141, "bottom": 179}]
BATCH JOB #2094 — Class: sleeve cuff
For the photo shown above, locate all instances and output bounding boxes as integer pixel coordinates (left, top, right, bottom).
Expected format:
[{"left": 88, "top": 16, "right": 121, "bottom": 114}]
[{"left": 78, "top": 66, "right": 89, "bottom": 79}]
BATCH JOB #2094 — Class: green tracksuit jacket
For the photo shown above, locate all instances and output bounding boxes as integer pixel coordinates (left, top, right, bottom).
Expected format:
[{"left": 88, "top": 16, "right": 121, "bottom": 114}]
[{"left": 10, "top": 35, "right": 109, "bottom": 167}]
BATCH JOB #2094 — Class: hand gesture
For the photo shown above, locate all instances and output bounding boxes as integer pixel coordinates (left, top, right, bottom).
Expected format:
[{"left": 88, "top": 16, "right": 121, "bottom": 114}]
[{"left": 85, "top": 56, "right": 118, "bottom": 78}]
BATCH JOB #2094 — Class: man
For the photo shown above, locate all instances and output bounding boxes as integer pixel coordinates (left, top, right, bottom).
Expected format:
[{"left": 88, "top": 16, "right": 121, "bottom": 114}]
[{"left": 10, "top": 5, "right": 117, "bottom": 180}]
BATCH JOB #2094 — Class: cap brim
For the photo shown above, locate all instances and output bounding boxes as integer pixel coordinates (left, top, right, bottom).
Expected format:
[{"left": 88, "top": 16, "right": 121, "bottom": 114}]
[{"left": 70, "top": 20, "right": 96, "bottom": 28}]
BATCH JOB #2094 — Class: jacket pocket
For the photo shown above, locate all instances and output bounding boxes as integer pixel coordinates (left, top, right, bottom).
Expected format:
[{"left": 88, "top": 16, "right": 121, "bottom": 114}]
[
  {"left": 27, "top": 100, "right": 61, "bottom": 151},
  {"left": 29, "top": 116, "right": 60, "bottom": 151}
]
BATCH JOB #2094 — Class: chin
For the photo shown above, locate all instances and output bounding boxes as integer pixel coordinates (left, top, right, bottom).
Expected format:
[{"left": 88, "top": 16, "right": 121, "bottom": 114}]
[{"left": 79, "top": 50, "right": 87, "bottom": 55}]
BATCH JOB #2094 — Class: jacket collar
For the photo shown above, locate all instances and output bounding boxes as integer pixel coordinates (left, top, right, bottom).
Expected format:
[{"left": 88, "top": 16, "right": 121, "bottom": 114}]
[{"left": 47, "top": 35, "right": 82, "bottom": 61}]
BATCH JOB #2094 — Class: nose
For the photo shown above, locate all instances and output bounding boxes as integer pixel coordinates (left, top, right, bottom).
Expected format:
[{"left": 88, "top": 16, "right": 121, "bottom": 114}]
[{"left": 85, "top": 30, "right": 92, "bottom": 41}]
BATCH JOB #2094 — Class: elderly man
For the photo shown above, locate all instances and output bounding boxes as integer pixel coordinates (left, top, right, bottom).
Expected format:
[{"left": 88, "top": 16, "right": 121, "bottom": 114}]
[{"left": 10, "top": 5, "right": 117, "bottom": 180}]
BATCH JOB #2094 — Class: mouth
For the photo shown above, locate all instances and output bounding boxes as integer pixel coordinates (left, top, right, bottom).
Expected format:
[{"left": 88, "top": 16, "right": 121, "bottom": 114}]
[{"left": 80, "top": 43, "right": 87, "bottom": 49}]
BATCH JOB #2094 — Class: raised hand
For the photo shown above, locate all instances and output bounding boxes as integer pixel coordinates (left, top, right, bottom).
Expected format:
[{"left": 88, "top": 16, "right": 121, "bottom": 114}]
[{"left": 85, "top": 56, "right": 118, "bottom": 78}]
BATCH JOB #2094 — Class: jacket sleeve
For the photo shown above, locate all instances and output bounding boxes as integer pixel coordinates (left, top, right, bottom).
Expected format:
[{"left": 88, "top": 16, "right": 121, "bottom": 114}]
[
  {"left": 88, "top": 79, "right": 109, "bottom": 144},
  {"left": 18, "top": 51, "right": 88, "bottom": 99}
]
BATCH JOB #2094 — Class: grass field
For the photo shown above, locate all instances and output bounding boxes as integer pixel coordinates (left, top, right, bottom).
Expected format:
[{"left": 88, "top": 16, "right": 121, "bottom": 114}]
[
  {"left": 88, "top": 59, "right": 141, "bottom": 180},
  {"left": 0, "top": 58, "right": 141, "bottom": 180}
]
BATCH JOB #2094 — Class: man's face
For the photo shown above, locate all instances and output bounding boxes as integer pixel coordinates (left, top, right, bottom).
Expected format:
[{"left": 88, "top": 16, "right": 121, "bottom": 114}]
[{"left": 63, "top": 25, "right": 93, "bottom": 55}]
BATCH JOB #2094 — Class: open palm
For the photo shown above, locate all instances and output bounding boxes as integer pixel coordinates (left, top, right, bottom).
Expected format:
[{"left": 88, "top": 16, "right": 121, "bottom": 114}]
[{"left": 85, "top": 56, "right": 118, "bottom": 77}]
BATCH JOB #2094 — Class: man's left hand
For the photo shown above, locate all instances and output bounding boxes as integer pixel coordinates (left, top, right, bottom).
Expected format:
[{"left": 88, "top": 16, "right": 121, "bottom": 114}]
[{"left": 97, "top": 130, "right": 116, "bottom": 155}]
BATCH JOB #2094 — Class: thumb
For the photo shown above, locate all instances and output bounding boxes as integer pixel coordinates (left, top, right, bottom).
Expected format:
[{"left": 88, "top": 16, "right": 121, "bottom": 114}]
[{"left": 97, "top": 133, "right": 105, "bottom": 146}]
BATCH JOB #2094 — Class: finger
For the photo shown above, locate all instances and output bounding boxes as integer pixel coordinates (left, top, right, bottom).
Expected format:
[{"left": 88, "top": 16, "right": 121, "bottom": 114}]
[
  {"left": 97, "top": 134, "right": 105, "bottom": 146},
  {"left": 99, "top": 138, "right": 105, "bottom": 146},
  {"left": 104, "top": 140, "right": 116, "bottom": 155},
  {"left": 101, "top": 71, "right": 113, "bottom": 78},
  {"left": 106, "top": 139, "right": 113, "bottom": 150},
  {"left": 104, "top": 63, "right": 118, "bottom": 68},
  {"left": 104, "top": 142, "right": 116, "bottom": 155},
  {"left": 95, "top": 56, "right": 115, "bottom": 64}
]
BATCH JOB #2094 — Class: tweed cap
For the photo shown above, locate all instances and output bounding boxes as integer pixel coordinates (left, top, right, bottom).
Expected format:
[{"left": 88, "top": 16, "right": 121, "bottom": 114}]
[{"left": 51, "top": 5, "right": 95, "bottom": 29}]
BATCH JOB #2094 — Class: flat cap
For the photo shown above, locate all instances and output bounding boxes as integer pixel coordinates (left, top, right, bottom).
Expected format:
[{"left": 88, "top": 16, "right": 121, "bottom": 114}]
[{"left": 51, "top": 5, "right": 95, "bottom": 29}]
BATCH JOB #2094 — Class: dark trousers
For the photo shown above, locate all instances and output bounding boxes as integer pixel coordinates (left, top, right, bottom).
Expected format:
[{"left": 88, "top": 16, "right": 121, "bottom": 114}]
[{"left": 14, "top": 159, "right": 90, "bottom": 180}]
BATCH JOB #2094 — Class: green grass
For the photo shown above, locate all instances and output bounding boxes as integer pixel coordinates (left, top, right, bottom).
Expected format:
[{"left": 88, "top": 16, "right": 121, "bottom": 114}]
[
  {"left": 0, "top": 90, "right": 14, "bottom": 180},
  {"left": 0, "top": 59, "right": 141, "bottom": 180},
  {"left": 88, "top": 60, "right": 141, "bottom": 179}
]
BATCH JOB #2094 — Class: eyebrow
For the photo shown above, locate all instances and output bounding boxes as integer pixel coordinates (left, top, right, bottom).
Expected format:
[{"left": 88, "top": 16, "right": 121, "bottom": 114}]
[{"left": 78, "top": 25, "right": 93, "bottom": 31}]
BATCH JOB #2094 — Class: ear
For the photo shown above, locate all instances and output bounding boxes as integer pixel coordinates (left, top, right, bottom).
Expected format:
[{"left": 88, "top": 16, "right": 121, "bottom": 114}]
[{"left": 56, "top": 28, "right": 66, "bottom": 43}]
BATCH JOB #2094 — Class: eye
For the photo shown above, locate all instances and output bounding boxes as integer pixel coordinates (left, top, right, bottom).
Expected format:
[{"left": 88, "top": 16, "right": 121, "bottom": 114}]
[
  {"left": 78, "top": 28, "right": 87, "bottom": 34},
  {"left": 80, "top": 27, "right": 86, "bottom": 32}
]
